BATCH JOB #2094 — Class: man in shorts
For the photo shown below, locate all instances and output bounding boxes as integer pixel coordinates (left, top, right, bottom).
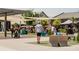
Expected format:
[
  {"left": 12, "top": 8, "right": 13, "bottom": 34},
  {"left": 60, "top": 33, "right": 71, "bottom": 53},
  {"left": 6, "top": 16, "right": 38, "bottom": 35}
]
[
  {"left": 35, "top": 22, "right": 44, "bottom": 44},
  {"left": 51, "top": 25, "right": 56, "bottom": 35}
]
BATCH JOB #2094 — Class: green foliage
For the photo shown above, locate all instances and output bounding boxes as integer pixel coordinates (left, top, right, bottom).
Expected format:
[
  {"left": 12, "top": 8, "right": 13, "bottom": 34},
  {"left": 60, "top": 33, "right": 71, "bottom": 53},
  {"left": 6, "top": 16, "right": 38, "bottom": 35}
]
[
  {"left": 51, "top": 20, "right": 53, "bottom": 25},
  {"left": 22, "top": 10, "right": 33, "bottom": 18},
  {"left": 77, "top": 32, "right": 79, "bottom": 42},
  {"left": 59, "top": 28, "right": 66, "bottom": 33},
  {"left": 33, "top": 12, "right": 39, "bottom": 17},
  {"left": 22, "top": 10, "right": 46, "bottom": 18},
  {"left": 32, "top": 20, "right": 36, "bottom": 25},
  {"left": 26, "top": 21, "right": 33, "bottom": 25},
  {"left": 53, "top": 19, "right": 61, "bottom": 26},
  {"left": 71, "top": 17, "right": 77, "bottom": 25},
  {"left": 13, "top": 23, "right": 19, "bottom": 27},
  {"left": 48, "top": 29, "right": 52, "bottom": 35},
  {"left": 25, "top": 20, "right": 35, "bottom": 25},
  {"left": 71, "top": 17, "right": 76, "bottom": 21},
  {"left": 41, "top": 20, "right": 48, "bottom": 26}
]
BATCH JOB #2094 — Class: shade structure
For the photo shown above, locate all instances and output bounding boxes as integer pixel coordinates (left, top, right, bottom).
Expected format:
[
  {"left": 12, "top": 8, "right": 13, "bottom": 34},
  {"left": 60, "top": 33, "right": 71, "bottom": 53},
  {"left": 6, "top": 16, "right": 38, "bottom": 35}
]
[
  {"left": 0, "top": 8, "right": 25, "bottom": 16},
  {"left": 0, "top": 8, "right": 25, "bottom": 37},
  {"left": 34, "top": 17, "right": 52, "bottom": 20},
  {"left": 0, "top": 14, "right": 25, "bottom": 24},
  {"left": 25, "top": 17, "right": 53, "bottom": 20},
  {"left": 61, "top": 20, "right": 72, "bottom": 25}
]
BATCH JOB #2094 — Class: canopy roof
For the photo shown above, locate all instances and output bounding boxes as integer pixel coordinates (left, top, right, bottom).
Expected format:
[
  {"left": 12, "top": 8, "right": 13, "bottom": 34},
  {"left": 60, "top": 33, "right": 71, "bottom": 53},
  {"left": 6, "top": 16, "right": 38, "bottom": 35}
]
[
  {"left": 61, "top": 20, "right": 72, "bottom": 24},
  {"left": 53, "top": 12, "right": 79, "bottom": 19},
  {"left": 25, "top": 17, "right": 53, "bottom": 20},
  {"left": 0, "top": 8, "right": 25, "bottom": 17}
]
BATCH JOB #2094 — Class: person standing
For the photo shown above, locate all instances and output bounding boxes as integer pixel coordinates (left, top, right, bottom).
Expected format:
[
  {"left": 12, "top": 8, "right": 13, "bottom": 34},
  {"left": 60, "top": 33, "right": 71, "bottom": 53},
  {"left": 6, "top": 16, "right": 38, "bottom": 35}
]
[
  {"left": 51, "top": 25, "right": 56, "bottom": 35},
  {"left": 17, "top": 25, "right": 20, "bottom": 38},
  {"left": 35, "top": 22, "right": 44, "bottom": 44},
  {"left": 10, "top": 25, "right": 14, "bottom": 38}
]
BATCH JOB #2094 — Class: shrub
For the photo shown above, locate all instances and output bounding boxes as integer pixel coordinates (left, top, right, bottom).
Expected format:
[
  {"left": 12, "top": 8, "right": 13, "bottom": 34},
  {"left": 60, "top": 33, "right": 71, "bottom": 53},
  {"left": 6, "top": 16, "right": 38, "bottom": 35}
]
[
  {"left": 59, "top": 28, "right": 66, "bottom": 33},
  {"left": 13, "top": 23, "right": 20, "bottom": 27},
  {"left": 77, "top": 32, "right": 79, "bottom": 42},
  {"left": 53, "top": 19, "right": 61, "bottom": 26},
  {"left": 48, "top": 29, "right": 52, "bottom": 35},
  {"left": 41, "top": 20, "right": 48, "bottom": 26}
]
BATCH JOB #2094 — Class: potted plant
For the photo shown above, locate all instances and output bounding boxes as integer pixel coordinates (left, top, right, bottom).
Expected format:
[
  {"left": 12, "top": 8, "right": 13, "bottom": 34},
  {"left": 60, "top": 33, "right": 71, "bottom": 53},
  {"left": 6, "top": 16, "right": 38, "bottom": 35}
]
[{"left": 49, "top": 18, "right": 62, "bottom": 47}]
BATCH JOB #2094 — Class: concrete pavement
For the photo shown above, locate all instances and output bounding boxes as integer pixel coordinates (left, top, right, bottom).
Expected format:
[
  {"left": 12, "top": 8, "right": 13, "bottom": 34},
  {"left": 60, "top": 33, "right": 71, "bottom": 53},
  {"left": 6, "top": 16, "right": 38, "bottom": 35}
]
[{"left": 0, "top": 37, "right": 79, "bottom": 51}]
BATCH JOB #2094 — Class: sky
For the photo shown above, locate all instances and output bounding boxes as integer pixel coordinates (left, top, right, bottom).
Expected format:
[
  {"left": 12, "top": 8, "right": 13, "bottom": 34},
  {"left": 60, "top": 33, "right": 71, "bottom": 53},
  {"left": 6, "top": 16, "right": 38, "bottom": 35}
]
[
  {"left": 33, "top": 8, "right": 79, "bottom": 17},
  {"left": 15, "top": 8, "right": 79, "bottom": 17}
]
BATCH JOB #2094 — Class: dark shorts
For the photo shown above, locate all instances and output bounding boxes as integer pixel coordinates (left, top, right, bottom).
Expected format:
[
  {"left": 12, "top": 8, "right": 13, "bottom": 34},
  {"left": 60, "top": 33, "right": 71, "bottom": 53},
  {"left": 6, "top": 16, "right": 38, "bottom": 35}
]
[{"left": 37, "top": 33, "right": 41, "bottom": 36}]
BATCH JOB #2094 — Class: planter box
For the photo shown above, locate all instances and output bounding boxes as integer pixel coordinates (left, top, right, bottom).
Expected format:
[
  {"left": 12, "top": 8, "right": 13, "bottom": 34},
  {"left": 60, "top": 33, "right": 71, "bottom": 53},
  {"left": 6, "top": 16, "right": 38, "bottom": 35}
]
[{"left": 49, "top": 35, "right": 68, "bottom": 47}]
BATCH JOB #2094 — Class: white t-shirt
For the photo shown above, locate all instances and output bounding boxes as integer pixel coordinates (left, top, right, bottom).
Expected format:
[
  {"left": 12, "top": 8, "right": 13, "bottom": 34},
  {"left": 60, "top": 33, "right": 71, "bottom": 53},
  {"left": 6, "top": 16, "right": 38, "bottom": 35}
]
[
  {"left": 51, "top": 26, "right": 56, "bottom": 35},
  {"left": 35, "top": 24, "right": 44, "bottom": 33},
  {"left": 51, "top": 26, "right": 55, "bottom": 32}
]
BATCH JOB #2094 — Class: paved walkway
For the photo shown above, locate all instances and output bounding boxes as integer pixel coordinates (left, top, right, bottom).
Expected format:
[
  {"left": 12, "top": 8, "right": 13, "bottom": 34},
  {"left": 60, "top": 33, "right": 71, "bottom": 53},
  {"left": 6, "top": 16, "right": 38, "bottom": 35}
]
[{"left": 0, "top": 37, "right": 79, "bottom": 51}]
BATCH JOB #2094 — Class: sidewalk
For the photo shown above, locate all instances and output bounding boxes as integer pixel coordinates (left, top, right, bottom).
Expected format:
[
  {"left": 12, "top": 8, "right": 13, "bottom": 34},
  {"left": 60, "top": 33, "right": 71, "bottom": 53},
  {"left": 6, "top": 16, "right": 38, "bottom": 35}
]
[
  {"left": 0, "top": 37, "right": 79, "bottom": 51},
  {"left": 0, "top": 46, "right": 15, "bottom": 51}
]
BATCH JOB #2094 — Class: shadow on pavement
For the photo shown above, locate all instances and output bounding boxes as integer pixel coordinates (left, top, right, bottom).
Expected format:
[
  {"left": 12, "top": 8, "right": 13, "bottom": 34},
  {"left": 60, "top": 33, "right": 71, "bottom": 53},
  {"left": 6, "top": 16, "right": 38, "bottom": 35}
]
[{"left": 26, "top": 41, "right": 51, "bottom": 47}]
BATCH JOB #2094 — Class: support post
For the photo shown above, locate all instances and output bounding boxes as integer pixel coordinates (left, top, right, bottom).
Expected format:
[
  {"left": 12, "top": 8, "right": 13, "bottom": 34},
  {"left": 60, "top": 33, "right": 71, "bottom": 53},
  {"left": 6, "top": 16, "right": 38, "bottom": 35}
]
[{"left": 4, "top": 12, "right": 7, "bottom": 37}]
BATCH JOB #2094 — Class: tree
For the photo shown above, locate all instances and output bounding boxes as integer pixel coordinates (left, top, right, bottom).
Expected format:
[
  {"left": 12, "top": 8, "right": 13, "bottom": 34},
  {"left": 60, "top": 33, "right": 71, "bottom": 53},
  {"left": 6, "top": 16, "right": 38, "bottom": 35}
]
[
  {"left": 71, "top": 17, "right": 76, "bottom": 25},
  {"left": 13, "top": 23, "right": 20, "bottom": 28},
  {"left": 71, "top": 17, "right": 77, "bottom": 41},
  {"left": 33, "top": 12, "right": 39, "bottom": 17},
  {"left": 72, "top": 17, "right": 79, "bottom": 42},
  {"left": 22, "top": 10, "right": 45, "bottom": 18},
  {"left": 53, "top": 18, "right": 61, "bottom": 26},
  {"left": 41, "top": 20, "right": 48, "bottom": 26},
  {"left": 22, "top": 10, "right": 34, "bottom": 18}
]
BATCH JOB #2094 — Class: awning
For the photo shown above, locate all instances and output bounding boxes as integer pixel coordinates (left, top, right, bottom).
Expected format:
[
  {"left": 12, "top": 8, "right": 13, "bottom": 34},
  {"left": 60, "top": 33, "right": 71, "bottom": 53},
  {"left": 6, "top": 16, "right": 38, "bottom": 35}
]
[
  {"left": 0, "top": 8, "right": 25, "bottom": 17},
  {"left": 61, "top": 20, "right": 72, "bottom": 25},
  {"left": 25, "top": 17, "right": 52, "bottom": 20},
  {"left": 0, "top": 8, "right": 25, "bottom": 37}
]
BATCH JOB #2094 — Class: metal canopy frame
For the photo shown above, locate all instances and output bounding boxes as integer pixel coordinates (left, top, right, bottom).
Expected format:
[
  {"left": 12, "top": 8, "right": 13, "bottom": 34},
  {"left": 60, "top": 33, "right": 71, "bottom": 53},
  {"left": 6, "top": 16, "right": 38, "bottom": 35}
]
[{"left": 0, "top": 8, "right": 25, "bottom": 37}]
